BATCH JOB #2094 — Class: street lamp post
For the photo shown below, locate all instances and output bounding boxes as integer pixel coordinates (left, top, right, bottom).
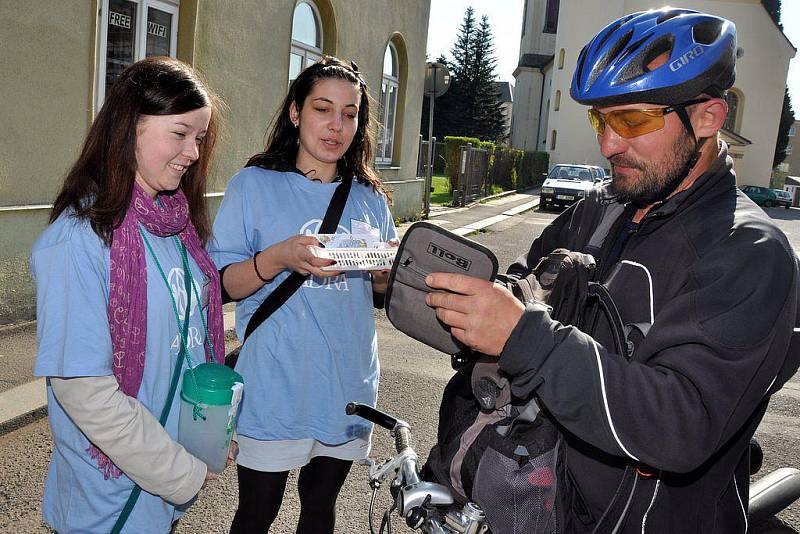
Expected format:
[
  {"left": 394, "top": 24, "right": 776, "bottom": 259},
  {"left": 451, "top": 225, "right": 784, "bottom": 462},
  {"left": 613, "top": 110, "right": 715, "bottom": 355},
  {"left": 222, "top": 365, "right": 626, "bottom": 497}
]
[{"left": 423, "top": 62, "right": 450, "bottom": 217}]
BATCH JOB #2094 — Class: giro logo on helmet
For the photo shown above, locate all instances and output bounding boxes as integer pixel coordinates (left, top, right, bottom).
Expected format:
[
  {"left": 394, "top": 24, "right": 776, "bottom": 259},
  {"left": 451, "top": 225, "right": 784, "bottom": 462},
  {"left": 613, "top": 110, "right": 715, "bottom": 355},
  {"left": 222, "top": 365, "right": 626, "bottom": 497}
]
[{"left": 669, "top": 45, "right": 705, "bottom": 72}]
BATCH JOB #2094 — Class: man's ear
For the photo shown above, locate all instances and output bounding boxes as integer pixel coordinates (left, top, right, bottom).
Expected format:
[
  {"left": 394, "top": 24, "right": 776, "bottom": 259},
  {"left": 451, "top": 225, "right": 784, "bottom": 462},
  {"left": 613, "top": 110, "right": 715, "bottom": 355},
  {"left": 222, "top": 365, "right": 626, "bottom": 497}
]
[{"left": 693, "top": 98, "right": 728, "bottom": 137}]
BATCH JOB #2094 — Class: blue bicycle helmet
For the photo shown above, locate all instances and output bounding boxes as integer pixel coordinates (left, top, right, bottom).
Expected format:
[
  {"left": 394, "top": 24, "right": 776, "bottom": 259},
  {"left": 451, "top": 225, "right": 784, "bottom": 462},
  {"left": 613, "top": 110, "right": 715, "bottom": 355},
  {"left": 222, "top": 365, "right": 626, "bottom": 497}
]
[{"left": 570, "top": 8, "right": 736, "bottom": 107}]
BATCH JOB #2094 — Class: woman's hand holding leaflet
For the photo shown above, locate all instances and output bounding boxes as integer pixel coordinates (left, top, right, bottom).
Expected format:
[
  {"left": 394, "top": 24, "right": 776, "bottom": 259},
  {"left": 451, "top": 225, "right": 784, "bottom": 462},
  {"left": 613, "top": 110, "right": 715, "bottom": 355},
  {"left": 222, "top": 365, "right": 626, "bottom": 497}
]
[{"left": 274, "top": 234, "right": 342, "bottom": 278}]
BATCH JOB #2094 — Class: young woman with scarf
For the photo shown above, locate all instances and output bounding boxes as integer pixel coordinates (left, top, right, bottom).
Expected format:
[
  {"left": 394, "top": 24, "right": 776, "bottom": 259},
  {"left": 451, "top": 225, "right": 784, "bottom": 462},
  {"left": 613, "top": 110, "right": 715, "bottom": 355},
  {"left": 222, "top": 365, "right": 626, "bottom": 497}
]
[
  {"left": 31, "top": 56, "right": 225, "bottom": 533},
  {"left": 209, "top": 56, "right": 397, "bottom": 533}
]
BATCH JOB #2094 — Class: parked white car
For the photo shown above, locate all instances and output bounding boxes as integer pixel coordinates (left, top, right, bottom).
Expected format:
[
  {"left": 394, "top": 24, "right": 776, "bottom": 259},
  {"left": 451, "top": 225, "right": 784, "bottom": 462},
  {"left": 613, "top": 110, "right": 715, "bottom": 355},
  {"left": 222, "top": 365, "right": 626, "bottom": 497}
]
[{"left": 539, "top": 164, "right": 607, "bottom": 210}]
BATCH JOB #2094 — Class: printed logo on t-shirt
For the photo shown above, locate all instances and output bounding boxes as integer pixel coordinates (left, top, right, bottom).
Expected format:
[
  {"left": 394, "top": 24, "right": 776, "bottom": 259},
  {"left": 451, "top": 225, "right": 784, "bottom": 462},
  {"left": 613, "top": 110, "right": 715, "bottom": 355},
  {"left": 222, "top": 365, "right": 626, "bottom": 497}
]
[
  {"left": 299, "top": 219, "right": 351, "bottom": 291},
  {"left": 167, "top": 267, "right": 206, "bottom": 353},
  {"left": 167, "top": 267, "right": 202, "bottom": 320}
]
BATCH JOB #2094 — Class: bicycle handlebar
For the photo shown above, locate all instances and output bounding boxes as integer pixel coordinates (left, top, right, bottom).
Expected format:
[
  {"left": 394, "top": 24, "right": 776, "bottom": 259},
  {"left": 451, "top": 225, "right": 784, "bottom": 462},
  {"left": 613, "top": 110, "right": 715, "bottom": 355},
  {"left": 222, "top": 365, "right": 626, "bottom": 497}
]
[
  {"left": 346, "top": 402, "right": 399, "bottom": 431},
  {"left": 346, "top": 402, "right": 485, "bottom": 534}
]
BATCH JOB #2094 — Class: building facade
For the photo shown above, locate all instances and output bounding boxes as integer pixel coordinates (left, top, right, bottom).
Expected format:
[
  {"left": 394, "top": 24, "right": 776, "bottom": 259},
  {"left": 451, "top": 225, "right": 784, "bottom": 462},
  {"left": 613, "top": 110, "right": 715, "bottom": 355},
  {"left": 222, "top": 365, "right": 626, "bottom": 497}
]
[
  {"left": 0, "top": 0, "right": 430, "bottom": 324},
  {"left": 511, "top": 0, "right": 795, "bottom": 184}
]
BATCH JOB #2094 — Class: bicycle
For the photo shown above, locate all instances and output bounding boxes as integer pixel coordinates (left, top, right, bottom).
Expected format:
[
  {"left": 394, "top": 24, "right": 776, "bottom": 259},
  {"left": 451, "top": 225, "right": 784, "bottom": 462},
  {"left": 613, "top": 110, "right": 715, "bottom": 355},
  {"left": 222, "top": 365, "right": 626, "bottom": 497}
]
[{"left": 346, "top": 402, "right": 489, "bottom": 534}]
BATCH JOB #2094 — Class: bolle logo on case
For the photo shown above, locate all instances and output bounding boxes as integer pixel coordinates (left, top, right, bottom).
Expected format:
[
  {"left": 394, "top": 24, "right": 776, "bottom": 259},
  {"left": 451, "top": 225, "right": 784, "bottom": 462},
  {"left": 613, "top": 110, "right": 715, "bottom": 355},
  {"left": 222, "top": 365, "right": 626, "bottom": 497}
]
[
  {"left": 669, "top": 45, "right": 704, "bottom": 72},
  {"left": 427, "top": 242, "right": 472, "bottom": 271}
]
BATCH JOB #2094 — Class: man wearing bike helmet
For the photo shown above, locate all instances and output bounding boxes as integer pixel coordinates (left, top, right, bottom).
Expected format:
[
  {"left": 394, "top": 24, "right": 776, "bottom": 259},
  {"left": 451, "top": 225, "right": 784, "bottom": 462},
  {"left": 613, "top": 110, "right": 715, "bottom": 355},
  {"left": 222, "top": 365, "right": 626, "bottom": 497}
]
[{"left": 426, "top": 8, "right": 800, "bottom": 532}]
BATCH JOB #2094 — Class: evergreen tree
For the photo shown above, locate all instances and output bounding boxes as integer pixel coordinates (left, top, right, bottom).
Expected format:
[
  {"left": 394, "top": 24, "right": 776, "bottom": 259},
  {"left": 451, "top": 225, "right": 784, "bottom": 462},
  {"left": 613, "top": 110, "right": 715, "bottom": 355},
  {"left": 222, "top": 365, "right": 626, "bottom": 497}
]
[
  {"left": 420, "top": 8, "right": 507, "bottom": 142},
  {"left": 470, "top": 15, "right": 507, "bottom": 142},
  {"left": 773, "top": 86, "right": 795, "bottom": 169},
  {"left": 761, "top": 0, "right": 782, "bottom": 29}
]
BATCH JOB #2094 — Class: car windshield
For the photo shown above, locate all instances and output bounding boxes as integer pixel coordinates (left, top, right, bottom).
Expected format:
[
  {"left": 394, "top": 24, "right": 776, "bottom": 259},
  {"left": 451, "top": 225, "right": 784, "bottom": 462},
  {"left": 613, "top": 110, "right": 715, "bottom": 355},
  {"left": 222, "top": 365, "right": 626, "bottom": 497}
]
[
  {"left": 549, "top": 166, "right": 595, "bottom": 182},
  {"left": 776, "top": 190, "right": 791, "bottom": 199}
]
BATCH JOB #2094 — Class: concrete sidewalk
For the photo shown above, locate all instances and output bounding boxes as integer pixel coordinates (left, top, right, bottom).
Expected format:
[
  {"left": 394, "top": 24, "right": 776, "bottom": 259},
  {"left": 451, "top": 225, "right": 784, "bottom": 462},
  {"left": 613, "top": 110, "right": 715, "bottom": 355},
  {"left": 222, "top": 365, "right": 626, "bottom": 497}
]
[{"left": 0, "top": 190, "right": 539, "bottom": 434}]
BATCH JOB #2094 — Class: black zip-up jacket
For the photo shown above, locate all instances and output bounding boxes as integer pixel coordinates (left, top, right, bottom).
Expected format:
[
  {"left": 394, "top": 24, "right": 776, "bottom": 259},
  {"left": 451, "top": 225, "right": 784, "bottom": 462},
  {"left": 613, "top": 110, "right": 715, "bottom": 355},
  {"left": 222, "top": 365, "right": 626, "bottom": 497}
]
[{"left": 499, "top": 145, "right": 800, "bottom": 533}]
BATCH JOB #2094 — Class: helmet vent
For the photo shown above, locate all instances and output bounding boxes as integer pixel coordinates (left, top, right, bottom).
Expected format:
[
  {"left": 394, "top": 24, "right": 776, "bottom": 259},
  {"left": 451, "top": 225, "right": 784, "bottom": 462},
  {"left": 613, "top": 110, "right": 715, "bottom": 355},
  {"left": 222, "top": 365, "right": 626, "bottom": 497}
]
[
  {"left": 596, "top": 19, "right": 625, "bottom": 50},
  {"left": 656, "top": 12, "right": 681, "bottom": 25},
  {"left": 615, "top": 35, "right": 673, "bottom": 85},
  {"left": 591, "top": 30, "right": 633, "bottom": 86},
  {"left": 693, "top": 20, "right": 722, "bottom": 45},
  {"left": 642, "top": 35, "right": 675, "bottom": 72}
]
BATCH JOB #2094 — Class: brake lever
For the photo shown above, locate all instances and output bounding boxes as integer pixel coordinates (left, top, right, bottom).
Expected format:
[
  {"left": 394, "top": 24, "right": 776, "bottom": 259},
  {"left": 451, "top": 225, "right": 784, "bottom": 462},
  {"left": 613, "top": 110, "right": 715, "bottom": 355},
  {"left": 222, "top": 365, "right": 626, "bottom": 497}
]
[{"left": 368, "top": 449, "right": 419, "bottom": 485}]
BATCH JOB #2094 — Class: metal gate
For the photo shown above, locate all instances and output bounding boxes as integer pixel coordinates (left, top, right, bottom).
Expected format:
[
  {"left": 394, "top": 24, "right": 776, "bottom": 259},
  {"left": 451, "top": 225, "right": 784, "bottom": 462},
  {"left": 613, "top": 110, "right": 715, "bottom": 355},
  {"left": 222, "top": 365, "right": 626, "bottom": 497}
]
[{"left": 453, "top": 143, "right": 489, "bottom": 207}]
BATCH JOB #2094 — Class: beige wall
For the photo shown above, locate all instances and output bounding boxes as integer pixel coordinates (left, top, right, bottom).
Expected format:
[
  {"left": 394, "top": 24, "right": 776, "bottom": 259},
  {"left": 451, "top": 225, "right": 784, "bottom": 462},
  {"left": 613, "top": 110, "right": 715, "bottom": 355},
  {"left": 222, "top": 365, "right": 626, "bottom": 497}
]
[
  {"left": 0, "top": 0, "right": 430, "bottom": 324},
  {"left": 195, "top": 0, "right": 429, "bottom": 204},
  {"left": 0, "top": 1, "right": 98, "bottom": 323},
  {"left": 518, "top": 0, "right": 794, "bottom": 181}
]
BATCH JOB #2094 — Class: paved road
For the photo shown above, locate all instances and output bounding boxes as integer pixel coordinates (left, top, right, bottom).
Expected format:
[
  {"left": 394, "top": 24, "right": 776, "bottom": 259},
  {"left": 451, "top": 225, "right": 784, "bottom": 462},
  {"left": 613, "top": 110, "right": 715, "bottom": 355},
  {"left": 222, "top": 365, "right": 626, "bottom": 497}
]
[{"left": 1, "top": 201, "right": 799, "bottom": 533}]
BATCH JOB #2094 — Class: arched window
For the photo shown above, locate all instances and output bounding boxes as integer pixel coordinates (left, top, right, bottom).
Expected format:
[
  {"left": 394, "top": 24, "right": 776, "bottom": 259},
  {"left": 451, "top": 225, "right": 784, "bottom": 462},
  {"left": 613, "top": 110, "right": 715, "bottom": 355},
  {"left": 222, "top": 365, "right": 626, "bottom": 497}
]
[
  {"left": 554, "top": 90, "right": 561, "bottom": 111},
  {"left": 377, "top": 42, "right": 399, "bottom": 164},
  {"left": 558, "top": 49, "right": 565, "bottom": 69},
  {"left": 289, "top": 1, "right": 323, "bottom": 86},
  {"left": 724, "top": 90, "right": 740, "bottom": 133},
  {"left": 550, "top": 129, "right": 557, "bottom": 150}
]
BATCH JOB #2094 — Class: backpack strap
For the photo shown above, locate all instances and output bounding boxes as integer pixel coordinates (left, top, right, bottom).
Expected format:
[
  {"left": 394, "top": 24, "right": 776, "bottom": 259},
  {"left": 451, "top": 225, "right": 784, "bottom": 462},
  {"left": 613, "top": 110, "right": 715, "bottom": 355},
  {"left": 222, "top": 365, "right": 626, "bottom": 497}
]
[{"left": 583, "top": 187, "right": 626, "bottom": 259}]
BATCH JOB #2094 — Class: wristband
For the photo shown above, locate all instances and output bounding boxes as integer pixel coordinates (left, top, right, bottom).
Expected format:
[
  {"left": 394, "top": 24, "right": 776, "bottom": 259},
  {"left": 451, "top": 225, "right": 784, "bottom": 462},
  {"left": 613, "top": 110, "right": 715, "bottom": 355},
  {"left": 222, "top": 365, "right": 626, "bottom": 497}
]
[{"left": 253, "top": 250, "right": 269, "bottom": 283}]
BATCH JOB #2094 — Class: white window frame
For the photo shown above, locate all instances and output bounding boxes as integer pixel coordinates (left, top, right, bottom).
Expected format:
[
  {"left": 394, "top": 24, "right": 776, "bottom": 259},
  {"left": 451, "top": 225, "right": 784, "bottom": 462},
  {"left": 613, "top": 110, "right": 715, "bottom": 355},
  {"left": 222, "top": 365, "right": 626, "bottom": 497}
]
[
  {"left": 95, "top": 0, "right": 179, "bottom": 110},
  {"left": 377, "top": 42, "right": 399, "bottom": 166},
  {"left": 289, "top": 0, "right": 323, "bottom": 86}
]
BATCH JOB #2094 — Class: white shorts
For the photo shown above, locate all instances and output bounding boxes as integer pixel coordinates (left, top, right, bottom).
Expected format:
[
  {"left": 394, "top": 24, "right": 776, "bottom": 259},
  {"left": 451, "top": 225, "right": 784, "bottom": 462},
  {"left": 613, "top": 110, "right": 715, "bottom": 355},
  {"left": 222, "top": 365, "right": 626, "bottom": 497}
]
[{"left": 235, "top": 434, "right": 371, "bottom": 472}]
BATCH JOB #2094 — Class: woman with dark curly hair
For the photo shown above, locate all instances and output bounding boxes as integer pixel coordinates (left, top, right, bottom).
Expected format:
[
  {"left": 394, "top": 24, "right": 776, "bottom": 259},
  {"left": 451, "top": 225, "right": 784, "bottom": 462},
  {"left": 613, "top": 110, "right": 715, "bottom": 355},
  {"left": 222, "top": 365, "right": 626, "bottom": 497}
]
[{"left": 210, "top": 56, "right": 397, "bottom": 533}]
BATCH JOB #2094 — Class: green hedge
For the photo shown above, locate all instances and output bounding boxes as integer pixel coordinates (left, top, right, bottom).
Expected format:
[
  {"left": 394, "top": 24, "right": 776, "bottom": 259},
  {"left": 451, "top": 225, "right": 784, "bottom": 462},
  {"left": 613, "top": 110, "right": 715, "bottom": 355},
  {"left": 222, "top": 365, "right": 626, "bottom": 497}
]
[
  {"left": 442, "top": 135, "right": 548, "bottom": 194},
  {"left": 488, "top": 147, "right": 518, "bottom": 190},
  {"left": 516, "top": 151, "right": 550, "bottom": 189},
  {"left": 443, "top": 136, "right": 481, "bottom": 191},
  {"left": 433, "top": 141, "right": 446, "bottom": 174}
]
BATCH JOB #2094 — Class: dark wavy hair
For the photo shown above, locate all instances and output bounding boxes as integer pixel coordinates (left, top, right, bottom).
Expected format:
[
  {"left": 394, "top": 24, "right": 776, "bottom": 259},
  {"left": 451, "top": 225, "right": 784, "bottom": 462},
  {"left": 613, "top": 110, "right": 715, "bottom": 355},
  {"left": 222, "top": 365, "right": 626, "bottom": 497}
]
[
  {"left": 50, "top": 56, "right": 221, "bottom": 244},
  {"left": 246, "top": 56, "right": 384, "bottom": 193}
]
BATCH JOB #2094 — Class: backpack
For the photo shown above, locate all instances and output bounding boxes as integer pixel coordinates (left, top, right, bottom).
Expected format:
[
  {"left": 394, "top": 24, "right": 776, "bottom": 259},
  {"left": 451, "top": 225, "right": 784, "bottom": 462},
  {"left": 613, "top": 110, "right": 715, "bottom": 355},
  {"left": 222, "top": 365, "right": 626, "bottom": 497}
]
[{"left": 422, "top": 249, "right": 618, "bottom": 534}]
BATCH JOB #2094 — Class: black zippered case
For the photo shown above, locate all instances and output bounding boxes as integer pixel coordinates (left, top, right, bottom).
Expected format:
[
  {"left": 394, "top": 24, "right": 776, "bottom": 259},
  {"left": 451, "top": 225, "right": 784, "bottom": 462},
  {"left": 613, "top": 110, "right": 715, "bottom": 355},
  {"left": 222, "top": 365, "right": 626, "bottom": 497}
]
[{"left": 384, "top": 222, "right": 499, "bottom": 355}]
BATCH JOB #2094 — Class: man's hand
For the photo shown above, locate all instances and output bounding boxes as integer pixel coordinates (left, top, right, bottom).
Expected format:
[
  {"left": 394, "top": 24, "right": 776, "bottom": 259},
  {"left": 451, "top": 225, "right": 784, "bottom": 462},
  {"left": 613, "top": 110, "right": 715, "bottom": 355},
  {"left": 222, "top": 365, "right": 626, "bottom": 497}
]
[{"left": 425, "top": 273, "right": 525, "bottom": 356}]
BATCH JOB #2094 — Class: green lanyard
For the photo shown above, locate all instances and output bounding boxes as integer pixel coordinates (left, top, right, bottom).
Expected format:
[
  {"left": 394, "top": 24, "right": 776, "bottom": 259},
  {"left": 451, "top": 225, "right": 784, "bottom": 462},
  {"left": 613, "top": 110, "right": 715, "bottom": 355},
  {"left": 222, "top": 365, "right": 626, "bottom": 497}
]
[
  {"left": 111, "top": 228, "right": 212, "bottom": 533},
  {"left": 138, "top": 228, "right": 216, "bottom": 366}
]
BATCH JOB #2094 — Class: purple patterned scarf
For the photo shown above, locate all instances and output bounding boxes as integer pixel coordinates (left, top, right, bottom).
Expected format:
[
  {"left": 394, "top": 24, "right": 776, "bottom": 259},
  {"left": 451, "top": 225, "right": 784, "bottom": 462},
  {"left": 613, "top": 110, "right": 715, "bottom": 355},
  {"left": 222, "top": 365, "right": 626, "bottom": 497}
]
[{"left": 89, "top": 182, "right": 225, "bottom": 479}]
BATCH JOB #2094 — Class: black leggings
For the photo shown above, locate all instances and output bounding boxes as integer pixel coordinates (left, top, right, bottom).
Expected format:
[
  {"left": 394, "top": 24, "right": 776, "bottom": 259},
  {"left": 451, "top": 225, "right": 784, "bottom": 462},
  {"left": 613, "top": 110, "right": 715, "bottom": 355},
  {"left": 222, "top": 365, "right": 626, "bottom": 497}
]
[{"left": 229, "top": 456, "right": 353, "bottom": 534}]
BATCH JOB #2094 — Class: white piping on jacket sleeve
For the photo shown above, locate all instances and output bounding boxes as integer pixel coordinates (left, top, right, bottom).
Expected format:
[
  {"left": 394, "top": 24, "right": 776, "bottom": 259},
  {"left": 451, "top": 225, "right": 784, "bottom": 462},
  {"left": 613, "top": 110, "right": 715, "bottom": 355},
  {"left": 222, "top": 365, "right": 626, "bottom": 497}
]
[
  {"left": 733, "top": 474, "right": 748, "bottom": 533},
  {"left": 592, "top": 339, "right": 640, "bottom": 461},
  {"left": 641, "top": 478, "right": 661, "bottom": 533}
]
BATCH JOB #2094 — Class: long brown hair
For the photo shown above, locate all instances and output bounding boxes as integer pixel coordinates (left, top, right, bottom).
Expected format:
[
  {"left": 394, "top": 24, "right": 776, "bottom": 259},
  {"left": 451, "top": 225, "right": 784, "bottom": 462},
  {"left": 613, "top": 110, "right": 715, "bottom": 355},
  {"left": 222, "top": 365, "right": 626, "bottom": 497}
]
[
  {"left": 51, "top": 56, "right": 221, "bottom": 244},
  {"left": 247, "top": 56, "right": 384, "bottom": 193}
]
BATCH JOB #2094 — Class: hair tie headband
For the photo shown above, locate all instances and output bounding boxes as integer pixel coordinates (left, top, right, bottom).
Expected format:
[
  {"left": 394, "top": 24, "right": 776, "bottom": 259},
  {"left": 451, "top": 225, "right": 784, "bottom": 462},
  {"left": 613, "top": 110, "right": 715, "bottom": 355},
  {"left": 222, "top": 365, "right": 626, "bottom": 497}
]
[{"left": 349, "top": 61, "right": 367, "bottom": 87}]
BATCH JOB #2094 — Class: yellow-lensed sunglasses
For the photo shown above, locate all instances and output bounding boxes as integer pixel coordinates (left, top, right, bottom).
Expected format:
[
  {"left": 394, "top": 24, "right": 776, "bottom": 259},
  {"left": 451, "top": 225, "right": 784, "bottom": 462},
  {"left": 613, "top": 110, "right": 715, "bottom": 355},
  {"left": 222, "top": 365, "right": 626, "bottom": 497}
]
[{"left": 588, "top": 98, "right": 708, "bottom": 139}]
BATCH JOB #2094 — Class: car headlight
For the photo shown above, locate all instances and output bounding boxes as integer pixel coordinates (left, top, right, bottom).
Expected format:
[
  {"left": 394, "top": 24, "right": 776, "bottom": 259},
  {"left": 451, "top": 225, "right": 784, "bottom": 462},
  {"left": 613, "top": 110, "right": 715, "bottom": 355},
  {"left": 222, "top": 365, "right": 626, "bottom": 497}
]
[{"left": 541, "top": 187, "right": 554, "bottom": 194}]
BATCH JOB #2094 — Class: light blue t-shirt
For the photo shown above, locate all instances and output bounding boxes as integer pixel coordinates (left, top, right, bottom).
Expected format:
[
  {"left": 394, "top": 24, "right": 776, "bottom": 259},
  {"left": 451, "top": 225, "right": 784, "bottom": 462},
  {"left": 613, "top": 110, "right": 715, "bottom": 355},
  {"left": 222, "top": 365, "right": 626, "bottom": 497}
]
[
  {"left": 31, "top": 212, "right": 211, "bottom": 534},
  {"left": 209, "top": 167, "right": 397, "bottom": 444}
]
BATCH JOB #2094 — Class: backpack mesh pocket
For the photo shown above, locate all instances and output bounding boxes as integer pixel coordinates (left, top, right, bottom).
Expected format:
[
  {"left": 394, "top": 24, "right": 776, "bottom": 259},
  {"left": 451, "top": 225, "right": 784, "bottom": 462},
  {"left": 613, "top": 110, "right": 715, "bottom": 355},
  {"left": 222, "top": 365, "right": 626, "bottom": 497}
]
[{"left": 473, "top": 439, "right": 561, "bottom": 534}]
